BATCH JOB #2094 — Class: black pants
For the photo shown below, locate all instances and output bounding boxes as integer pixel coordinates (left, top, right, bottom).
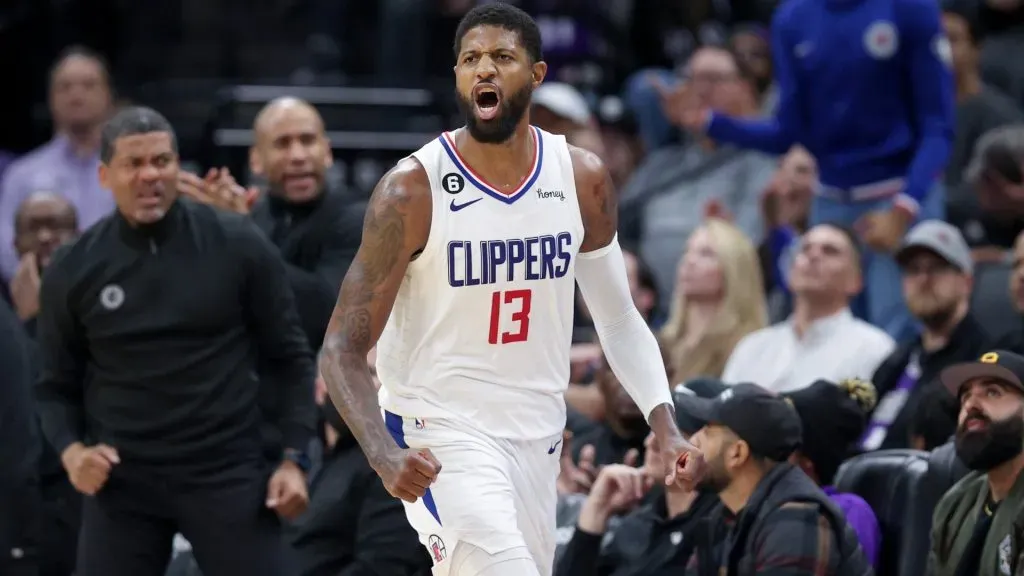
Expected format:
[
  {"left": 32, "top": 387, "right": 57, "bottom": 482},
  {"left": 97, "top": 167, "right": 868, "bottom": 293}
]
[{"left": 76, "top": 463, "right": 283, "bottom": 576}]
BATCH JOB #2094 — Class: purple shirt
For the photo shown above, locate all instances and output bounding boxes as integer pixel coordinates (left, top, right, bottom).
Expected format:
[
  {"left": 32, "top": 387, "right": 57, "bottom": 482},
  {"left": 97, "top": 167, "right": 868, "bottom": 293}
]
[
  {"left": 823, "top": 486, "right": 881, "bottom": 569},
  {"left": 0, "top": 136, "right": 113, "bottom": 280}
]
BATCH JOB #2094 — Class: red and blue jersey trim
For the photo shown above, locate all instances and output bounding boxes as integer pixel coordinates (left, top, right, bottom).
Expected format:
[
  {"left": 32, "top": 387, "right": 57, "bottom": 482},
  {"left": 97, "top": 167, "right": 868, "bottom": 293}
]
[{"left": 438, "top": 125, "right": 543, "bottom": 205}]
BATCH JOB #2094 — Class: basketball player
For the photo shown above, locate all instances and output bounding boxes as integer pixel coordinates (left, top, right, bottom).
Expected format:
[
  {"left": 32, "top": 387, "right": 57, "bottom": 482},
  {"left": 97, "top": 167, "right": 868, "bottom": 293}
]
[{"left": 318, "top": 4, "right": 706, "bottom": 576}]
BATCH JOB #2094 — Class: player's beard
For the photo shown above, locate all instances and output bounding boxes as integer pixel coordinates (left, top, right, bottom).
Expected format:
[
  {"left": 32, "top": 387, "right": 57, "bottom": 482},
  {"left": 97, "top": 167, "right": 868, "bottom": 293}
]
[{"left": 456, "top": 83, "right": 533, "bottom": 144}]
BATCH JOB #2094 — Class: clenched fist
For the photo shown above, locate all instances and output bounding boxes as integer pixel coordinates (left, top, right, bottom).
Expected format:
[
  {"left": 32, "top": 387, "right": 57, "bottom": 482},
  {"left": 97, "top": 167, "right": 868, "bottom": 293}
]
[
  {"left": 62, "top": 443, "right": 120, "bottom": 496},
  {"left": 376, "top": 448, "right": 442, "bottom": 503}
]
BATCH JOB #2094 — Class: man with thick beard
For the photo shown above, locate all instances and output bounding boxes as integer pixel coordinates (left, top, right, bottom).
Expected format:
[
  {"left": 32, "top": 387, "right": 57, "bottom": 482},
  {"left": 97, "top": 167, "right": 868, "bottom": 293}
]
[
  {"left": 865, "top": 220, "right": 1020, "bottom": 451},
  {"left": 317, "top": 4, "right": 706, "bottom": 575},
  {"left": 929, "top": 350, "right": 1024, "bottom": 576}
]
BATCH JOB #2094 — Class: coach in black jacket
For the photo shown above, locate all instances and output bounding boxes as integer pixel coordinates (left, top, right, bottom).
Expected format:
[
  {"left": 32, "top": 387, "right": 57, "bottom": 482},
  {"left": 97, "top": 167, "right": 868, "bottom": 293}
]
[{"left": 35, "top": 106, "right": 316, "bottom": 576}]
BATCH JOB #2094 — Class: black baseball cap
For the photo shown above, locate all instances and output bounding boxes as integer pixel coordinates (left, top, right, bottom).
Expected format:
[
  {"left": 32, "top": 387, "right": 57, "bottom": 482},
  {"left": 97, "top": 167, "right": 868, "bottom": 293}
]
[
  {"left": 940, "top": 350, "right": 1024, "bottom": 398},
  {"left": 673, "top": 378, "right": 730, "bottom": 435},
  {"left": 674, "top": 383, "right": 803, "bottom": 461}
]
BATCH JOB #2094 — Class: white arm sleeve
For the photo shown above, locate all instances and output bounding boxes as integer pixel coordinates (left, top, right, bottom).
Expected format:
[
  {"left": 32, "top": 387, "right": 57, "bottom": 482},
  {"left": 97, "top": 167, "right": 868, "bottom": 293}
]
[{"left": 576, "top": 235, "right": 673, "bottom": 422}]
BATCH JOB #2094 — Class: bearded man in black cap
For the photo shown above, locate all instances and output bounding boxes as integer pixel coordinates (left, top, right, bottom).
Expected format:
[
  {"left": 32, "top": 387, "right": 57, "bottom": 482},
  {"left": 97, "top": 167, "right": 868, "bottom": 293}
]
[
  {"left": 679, "top": 383, "right": 871, "bottom": 575},
  {"left": 928, "top": 350, "right": 1024, "bottom": 576}
]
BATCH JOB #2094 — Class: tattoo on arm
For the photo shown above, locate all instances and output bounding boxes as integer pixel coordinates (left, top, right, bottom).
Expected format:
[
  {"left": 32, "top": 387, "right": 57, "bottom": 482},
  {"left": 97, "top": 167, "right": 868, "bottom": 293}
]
[
  {"left": 318, "top": 167, "right": 424, "bottom": 470},
  {"left": 573, "top": 146, "right": 619, "bottom": 252}
]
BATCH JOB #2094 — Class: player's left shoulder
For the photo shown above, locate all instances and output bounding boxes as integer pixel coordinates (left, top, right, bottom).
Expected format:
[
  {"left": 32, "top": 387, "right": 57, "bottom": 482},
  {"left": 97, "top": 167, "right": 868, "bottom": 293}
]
[{"left": 567, "top": 144, "right": 610, "bottom": 194}]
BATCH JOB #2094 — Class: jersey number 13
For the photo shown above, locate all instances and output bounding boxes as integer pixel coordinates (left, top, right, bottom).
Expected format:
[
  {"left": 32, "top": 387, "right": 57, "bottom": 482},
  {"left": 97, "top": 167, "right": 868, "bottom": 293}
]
[{"left": 488, "top": 289, "right": 532, "bottom": 344}]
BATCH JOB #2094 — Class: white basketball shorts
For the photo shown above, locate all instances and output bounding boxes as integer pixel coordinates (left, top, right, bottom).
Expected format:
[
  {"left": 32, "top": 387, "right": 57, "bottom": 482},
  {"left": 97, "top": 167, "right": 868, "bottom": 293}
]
[{"left": 384, "top": 411, "right": 562, "bottom": 576}]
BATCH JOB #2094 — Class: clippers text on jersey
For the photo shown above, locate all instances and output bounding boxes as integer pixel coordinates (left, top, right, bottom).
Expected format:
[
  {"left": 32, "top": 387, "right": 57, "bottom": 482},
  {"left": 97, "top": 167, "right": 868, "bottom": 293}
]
[{"left": 447, "top": 232, "right": 572, "bottom": 287}]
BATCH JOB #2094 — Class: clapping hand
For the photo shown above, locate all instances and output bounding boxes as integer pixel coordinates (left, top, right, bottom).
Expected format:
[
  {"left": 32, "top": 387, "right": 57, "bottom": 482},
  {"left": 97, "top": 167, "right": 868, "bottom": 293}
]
[
  {"left": 179, "top": 168, "right": 260, "bottom": 214},
  {"left": 9, "top": 253, "right": 41, "bottom": 320}
]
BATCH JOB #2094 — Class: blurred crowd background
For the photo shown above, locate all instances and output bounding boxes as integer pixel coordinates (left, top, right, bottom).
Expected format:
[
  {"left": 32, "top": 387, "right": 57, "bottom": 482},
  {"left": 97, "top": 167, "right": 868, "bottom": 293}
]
[{"left": 9, "top": 0, "right": 1024, "bottom": 574}]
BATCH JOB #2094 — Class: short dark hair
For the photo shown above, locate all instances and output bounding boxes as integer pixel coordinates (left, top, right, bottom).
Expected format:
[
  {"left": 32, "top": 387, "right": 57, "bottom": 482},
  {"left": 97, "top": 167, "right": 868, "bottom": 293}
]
[
  {"left": 49, "top": 45, "right": 112, "bottom": 88},
  {"left": 100, "top": 106, "right": 178, "bottom": 163},
  {"left": 909, "top": 386, "right": 958, "bottom": 451},
  {"left": 814, "top": 222, "right": 864, "bottom": 265},
  {"left": 454, "top": 3, "right": 543, "bottom": 64}
]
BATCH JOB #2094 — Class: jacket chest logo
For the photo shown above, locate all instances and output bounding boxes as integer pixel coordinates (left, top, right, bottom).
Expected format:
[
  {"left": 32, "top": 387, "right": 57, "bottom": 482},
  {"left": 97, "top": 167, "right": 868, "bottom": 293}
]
[{"left": 99, "top": 284, "right": 125, "bottom": 311}]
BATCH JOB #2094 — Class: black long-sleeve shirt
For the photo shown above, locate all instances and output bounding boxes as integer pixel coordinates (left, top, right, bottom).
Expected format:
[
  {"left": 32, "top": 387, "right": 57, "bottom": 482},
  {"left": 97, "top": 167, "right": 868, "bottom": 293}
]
[{"left": 35, "top": 199, "right": 316, "bottom": 474}]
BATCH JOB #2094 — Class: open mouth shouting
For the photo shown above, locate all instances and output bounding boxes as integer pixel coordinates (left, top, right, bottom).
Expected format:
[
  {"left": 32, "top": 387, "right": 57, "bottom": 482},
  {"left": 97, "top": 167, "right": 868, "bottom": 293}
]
[{"left": 473, "top": 84, "right": 501, "bottom": 121}]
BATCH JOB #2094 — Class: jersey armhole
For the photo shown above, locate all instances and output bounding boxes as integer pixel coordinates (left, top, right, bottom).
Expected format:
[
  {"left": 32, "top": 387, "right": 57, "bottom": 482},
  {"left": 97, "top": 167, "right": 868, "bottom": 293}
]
[
  {"left": 407, "top": 151, "right": 444, "bottom": 272},
  {"left": 556, "top": 135, "right": 586, "bottom": 248}
]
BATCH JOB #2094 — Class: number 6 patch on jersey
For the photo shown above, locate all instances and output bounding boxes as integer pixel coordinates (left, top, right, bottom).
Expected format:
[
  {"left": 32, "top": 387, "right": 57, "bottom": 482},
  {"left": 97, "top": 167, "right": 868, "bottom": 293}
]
[{"left": 442, "top": 172, "right": 465, "bottom": 194}]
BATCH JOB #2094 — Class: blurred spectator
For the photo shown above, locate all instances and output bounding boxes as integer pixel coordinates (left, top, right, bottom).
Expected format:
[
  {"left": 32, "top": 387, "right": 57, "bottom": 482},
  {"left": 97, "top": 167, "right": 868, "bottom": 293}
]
[
  {"left": 1010, "top": 230, "right": 1024, "bottom": 312},
  {"left": 619, "top": 46, "right": 774, "bottom": 307},
  {"left": 0, "top": 298, "right": 41, "bottom": 576},
  {"left": 593, "top": 97, "right": 642, "bottom": 188},
  {"left": 785, "top": 378, "right": 882, "bottom": 569},
  {"left": 556, "top": 389, "right": 722, "bottom": 576},
  {"left": 660, "top": 218, "right": 767, "bottom": 383},
  {"left": 929, "top": 350, "right": 1024, "bottom": 576},
  {"left": 7, "top": 194, "right": 81, "bottom": 576},
  {"left": 728, "top": 24, "right": 777, "bottom": 114},
  {"left": 723, "top": 224, "right": 895, "bottom": 392},
  {"left": 696, "top": 0, "right": 955, "bottom": 342},
  {"left": 682, "top": 383, "right": 872, "bottom": 574},
  {"left": 759, "top": 146, "right": 816, "bottom": 321},
  {"left": 35, "top": 107, "right": 316, "bottom": 575},
  {"left": 910, "top": 385, "right": 961, "bottom": 451},
  {"left": 866, "top": 221, "right": 1019, "bottom": 452},
  {"left": 977, "top": 0, "right": 1024, "bottom": 107},
  {"left": 570, "top": 347, "right": 665, "bottom": 469},
  {"left": 287, "top": 375, "right": 428, "bottom": 575},
  {"left": 0, "top": 46, "right": 113, "bottom": 282},
  {"left": 942, "top": 5, "right": 1024, "bottom": 191},
  {"left": 6, "top": 192, "right": 78, "bottom": 333},
  {"left": 179, "top": 97, "right": 362, "bottom": 351},
  {"left": 965, "top": 124, "right": 1024, "bottom": 250},
  {"left": 532, "top": 82, "right": 594, "bottom": 135},
  {"left": 532, "top": 82, "right": 607, "bottom": 159}
]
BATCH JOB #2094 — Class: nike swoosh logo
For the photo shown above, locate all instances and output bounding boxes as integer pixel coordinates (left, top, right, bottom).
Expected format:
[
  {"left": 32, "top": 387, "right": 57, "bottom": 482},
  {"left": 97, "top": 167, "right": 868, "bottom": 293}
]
[
  {"left": 450, "top": 198, "right": 482, "bottom": 212},
  {"left": 548, "top": 440, "right": 561, "bottom": 454}
]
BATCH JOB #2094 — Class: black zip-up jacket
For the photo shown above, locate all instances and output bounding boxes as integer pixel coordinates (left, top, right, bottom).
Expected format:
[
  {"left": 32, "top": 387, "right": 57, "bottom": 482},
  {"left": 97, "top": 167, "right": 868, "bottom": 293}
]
[
  {"left": 35, "top": 199, "right": 316, "bottom": 474},
  {"left": 705, "top": 463, "right": 872, "bottom": 576}
]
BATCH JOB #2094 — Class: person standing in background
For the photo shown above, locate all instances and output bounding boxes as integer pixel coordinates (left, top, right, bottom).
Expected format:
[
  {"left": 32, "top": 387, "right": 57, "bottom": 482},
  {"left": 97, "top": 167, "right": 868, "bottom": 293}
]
[
  {"left": 683, "top": 0, "right": 956, "bottom": 341},
  {"left": 179, "top": 97, "right": 362, "bottom": 351},
  {"left": 0, "top": 46, "right": 114, "bottom": 283}
]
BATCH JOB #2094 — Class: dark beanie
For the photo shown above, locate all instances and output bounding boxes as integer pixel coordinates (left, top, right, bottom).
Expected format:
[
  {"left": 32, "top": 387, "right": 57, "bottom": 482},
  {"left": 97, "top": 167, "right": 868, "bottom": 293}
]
[{"left": 784, "top": 379, "right": 877, "bottom": 485}]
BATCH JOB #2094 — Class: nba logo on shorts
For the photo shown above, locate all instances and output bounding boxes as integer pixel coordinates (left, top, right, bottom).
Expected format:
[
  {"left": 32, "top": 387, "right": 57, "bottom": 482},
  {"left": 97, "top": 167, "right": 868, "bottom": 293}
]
[
  {"left": 428, "top": 534, "right": 446, "bottom": 563},
  {"left": 415, "top": 418, "right": 425, "bottom": 429}
]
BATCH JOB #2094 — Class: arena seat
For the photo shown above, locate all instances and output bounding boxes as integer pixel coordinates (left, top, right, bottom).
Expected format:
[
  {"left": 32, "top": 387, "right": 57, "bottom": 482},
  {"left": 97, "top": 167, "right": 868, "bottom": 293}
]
[{"left": 834, "top": 449, "right": 931, "bottom": 576}]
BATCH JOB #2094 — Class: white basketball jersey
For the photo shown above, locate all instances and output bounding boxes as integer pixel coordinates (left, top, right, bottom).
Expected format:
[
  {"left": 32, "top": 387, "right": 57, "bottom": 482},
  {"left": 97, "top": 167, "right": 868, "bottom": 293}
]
[{"left": 376, "top": 126, "right": 584, "bottom": 440}]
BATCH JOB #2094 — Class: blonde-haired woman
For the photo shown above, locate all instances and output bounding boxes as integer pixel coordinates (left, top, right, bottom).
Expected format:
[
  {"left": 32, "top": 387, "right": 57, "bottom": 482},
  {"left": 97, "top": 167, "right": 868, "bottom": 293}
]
[{"left": 661, "top": 218, "right": 767, "bottom": 383}]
